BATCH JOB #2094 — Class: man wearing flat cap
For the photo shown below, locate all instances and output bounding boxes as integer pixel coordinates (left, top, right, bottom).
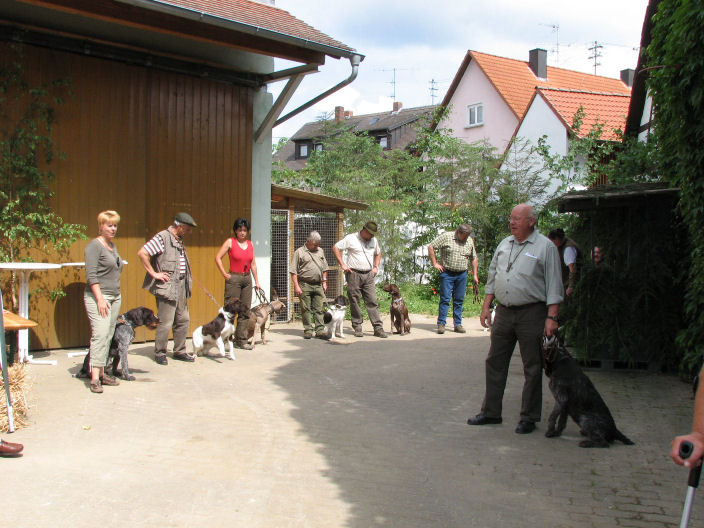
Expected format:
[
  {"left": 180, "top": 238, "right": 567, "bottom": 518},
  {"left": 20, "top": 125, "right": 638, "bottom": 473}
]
[
  {"left": 138, "top": 212, "right": 197, "bottom": 365},
  {"left": 333, "top": 221, "right": 388, "bottom": 338}
]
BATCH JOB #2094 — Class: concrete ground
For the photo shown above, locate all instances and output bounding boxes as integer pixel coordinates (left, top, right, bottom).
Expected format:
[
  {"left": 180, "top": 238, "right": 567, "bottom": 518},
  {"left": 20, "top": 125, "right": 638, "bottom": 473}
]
[{"left": 1, "top": 314, "right": 699, "bottom": 528}]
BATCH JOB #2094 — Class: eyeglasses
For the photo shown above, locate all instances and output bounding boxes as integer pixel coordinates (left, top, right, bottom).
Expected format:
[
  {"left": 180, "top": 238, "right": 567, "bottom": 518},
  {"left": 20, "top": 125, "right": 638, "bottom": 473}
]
[{"left": 116, "top": 256, "right": 121, "bottom": 268}]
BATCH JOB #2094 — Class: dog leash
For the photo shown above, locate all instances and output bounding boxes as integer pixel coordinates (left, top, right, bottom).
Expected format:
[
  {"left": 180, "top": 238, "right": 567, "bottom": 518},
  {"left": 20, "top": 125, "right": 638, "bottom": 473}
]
[{"left": 191, "top": 273, "right": 222, "bottom": 309}]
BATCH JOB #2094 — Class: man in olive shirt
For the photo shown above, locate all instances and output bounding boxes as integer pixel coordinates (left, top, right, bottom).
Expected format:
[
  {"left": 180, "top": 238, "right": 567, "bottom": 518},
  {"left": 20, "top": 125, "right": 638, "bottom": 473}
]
[
  {"left": 291, "top": 231, "right": 328, "bottom": 339},
  {"left": 428, "top": 223, "right": 479, "bottom": 334},
  {"left": 467, "top": 204, "right": 563, "bottom": 434}
]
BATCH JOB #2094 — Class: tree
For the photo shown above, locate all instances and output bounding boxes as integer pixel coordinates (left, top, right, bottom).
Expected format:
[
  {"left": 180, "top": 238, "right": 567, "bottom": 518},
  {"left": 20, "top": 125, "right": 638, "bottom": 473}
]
[
  {"left": 0, "top": 44, "right": 86, "bottom": 309},
  {"left": 647, "top": 0, "right": 704, "bottom": 374}
]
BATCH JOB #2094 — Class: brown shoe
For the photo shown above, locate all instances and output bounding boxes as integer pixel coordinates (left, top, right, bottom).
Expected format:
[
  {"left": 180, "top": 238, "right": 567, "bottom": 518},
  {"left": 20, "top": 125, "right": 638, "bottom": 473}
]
[
  {"left": 304, "top": 331, "right": 314, "bottom": 339},
  {"left": 89, "top": 380, "right": 103, "bottom": 393},
  {"left": 235, "top": 343, "right": 253, "bottom": 350},
  {"left": 0, "top": 439, "right": 24, "bottom": 457},
  {"left": 353, "top": 329, "right": 364, "bottom": 338},
  {"left": 437, "top": 324, "right": 445, "bottom": 334},
  {"left": 100, "top": 374, "right": 120, "bottom": 386},
  {"left": 454, "top": 325, "right": 466, "bottom": 333}
]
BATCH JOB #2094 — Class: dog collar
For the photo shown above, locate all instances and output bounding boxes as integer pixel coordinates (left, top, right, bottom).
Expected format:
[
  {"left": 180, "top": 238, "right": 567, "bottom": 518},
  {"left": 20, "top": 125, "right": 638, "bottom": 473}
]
[
  {"left": 392, "top": 297, "right": 404, "bottom": 305},
  {"left": 116, "top": 316, "right": 131, "bottom": 327}
]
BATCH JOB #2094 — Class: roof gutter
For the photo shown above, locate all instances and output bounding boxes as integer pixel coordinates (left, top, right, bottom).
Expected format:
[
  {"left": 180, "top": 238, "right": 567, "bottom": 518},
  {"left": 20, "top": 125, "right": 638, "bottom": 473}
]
[
  {"left": 272, "top": 53, "right": 362, "bottom": 129},
  {"left": 254, "top": 53, "right": 361, "bottom": 143},
  {"left": 113, "top": 0, "right": 363, "bottom": 60}
]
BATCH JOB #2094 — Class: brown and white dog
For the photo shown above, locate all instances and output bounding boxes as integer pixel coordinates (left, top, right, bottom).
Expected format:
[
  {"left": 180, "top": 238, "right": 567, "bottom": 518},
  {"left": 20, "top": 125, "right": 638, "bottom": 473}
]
[
  {"left": 382, "top": 283, "right": 411, "bottom": 335},
  {"left": 247, "top": 299, "right": 285, "bottom": 349},
  {"left": 192, "top": 298, "right": 249, "bottom": 360}
]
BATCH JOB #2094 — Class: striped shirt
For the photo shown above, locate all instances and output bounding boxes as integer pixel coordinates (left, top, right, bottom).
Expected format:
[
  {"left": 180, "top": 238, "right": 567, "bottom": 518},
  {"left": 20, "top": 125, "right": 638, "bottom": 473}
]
[{"left": 142, "top": 232, "right": 187, "bottom": 275}]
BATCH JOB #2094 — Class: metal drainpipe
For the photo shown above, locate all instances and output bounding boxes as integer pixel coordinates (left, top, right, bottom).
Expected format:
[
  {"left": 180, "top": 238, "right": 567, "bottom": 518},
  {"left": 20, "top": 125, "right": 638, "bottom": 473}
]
[{"left": 274, "top": 54, "right": 362, "bottom": 128}]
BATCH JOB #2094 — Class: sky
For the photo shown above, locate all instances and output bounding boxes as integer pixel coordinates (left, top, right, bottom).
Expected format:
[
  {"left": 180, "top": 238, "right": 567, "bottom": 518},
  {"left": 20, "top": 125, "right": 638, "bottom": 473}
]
[{"left": 269, "top": 0, "right": 650, "bottom": 143}]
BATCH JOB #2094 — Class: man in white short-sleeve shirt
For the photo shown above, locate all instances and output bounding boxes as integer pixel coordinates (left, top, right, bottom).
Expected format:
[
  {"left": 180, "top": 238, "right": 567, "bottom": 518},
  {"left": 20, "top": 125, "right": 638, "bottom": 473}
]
[{"left": 332, "top": 221, "right": 388, "bottom": 338}]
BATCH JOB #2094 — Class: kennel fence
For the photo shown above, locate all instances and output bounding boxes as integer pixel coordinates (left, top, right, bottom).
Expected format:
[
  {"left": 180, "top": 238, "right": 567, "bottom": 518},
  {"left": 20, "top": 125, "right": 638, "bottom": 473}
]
[{"left": 270, "top": 209, "right": 344, "bottom": 324}]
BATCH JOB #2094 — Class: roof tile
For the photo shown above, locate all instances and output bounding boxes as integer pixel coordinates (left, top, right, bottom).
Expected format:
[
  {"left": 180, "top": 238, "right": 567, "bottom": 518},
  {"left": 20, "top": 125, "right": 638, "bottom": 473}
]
[
  {"left": 537, "top": 88, "right": 630, "bottom": 140},
  {"left": 470, "top": 50, "right": 631, "bottom": 119},
  {"left": 158, "top": 0, "right": 355, "bottom": 53}
]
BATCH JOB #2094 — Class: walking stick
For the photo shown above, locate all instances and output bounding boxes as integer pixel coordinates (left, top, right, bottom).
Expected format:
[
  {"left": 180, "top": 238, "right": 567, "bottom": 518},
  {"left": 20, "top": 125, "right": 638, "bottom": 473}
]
[
  {"left": 0, "top": 293, "right": 16, "bottom": 433},
  {"left": 679, "top": 440, "right": 702, "bottom": 528}
]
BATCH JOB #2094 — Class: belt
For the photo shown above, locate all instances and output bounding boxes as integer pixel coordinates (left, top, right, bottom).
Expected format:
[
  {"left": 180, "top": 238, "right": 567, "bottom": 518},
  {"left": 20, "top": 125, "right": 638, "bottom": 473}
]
[
  {"left": 299, "top": 278, "right": 321, "bottom": 285},
  {"left": 350, "top": 268, "right": 371, "bottom": 274},
  {"left": 228, "top": 271, "right": 250, "bottom": 276},
  {"left": 497, "top": 302, "right": 543, "bottom": 310},
  {"left": 444, "top": 269, "right": 467, "bottom": 274}
]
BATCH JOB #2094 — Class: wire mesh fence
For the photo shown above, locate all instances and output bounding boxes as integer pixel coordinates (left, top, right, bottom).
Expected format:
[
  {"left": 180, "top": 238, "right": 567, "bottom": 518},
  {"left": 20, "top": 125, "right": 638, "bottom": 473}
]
[{"left": 270, "top": 208, "right": 342, "bottom": 323}]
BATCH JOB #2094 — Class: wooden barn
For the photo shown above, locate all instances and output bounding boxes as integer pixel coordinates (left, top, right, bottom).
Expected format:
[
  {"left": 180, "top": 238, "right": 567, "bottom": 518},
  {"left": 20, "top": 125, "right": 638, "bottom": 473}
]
[{"left": 0, "top": 0, "right": 362, "bottom": 350}]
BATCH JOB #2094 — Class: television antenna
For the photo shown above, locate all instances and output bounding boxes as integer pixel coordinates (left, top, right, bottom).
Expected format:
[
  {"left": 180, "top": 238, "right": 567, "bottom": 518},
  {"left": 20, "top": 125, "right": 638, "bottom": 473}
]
[
  {"left": 540, "top": 23, "right": 560, "bottom": 64},
  {"left": 377, "top": 67, "right": 410, "bottom": 101},
  {"left": 588, "top": 40, "right": 603, "bottom": 75}
]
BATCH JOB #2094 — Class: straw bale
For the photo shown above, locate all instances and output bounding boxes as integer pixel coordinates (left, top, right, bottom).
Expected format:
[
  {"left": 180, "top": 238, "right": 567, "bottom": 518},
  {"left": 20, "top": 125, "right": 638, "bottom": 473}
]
[{"left": 0, "top": 364, "right": 32, "bottom": 432}]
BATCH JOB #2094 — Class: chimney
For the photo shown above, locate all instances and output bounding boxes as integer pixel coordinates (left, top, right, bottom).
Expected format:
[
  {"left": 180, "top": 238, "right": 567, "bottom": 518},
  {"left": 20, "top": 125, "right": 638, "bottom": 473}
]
[
  {"left": 529, "top": 48, "right": 547, "bottom": 79},
  {"left": 344, "top": 110, "right": 353, "bottom": 118},
  {"left": 620, "top": 68, "right": 635, "bottom": 87},
  {"left": 393, "top": 101, "right": 403, "bottom": 113},
  {"left": 334, "top": 106, "right": 345, "bottom": 123}
]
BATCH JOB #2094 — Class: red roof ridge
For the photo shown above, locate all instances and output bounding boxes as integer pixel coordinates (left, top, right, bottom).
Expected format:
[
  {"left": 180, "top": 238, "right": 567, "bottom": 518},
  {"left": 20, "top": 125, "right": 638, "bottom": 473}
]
[{"left": 536, "top": 86, "right": 632, "bottom": 97}]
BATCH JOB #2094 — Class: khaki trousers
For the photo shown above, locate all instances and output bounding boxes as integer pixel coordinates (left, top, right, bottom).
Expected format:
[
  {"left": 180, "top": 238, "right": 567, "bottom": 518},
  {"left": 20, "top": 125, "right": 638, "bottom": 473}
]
[
  {"left": 225, "top": 273, "right": 252, "bottom": 345},
  {"left": 83, "top": 290, "right": 121, "bottom": 367},
  {"left": 345, "top": 270, "right": 383, "bottom": 331},
  {"left": 299, "top": 282, "right": 326, "bottom": 333},
  {"left": 154, "top": 281, "right": 189, "bottom": 356}
]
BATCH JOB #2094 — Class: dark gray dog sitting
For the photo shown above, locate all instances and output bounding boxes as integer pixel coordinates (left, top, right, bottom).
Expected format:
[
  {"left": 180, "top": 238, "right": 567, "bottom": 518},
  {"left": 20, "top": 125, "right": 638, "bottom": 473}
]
[
  {"left": 78, "top": 307, "right": 159, "bottom": 381},
  {"left": 542, "top": 335, "right": 634, "bottom": 448}
]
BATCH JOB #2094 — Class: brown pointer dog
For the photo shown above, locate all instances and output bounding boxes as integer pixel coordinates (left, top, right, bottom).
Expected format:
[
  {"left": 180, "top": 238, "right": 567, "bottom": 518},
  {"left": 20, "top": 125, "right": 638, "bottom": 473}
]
[
  {"left": 247, "top": 299, "right": 285, "bottom": 349},
  {"left": 382, "top": 284, "right": 411, "bottom": 335}
]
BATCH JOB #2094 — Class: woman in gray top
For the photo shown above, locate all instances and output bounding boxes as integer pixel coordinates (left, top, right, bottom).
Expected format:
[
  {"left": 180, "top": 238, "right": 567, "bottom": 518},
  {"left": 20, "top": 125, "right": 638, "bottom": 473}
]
[{"left": 84, "top": 210, "right": 124, "bottom": 393}]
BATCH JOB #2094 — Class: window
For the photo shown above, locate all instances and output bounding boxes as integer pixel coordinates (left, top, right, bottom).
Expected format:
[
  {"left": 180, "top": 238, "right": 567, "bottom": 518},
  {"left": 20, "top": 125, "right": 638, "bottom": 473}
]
[
  {"left": 314, "top": 143, "right": 323, "bottom": 152},
  {"left": 298, "top": 144, "right": 309, "bottom": 158},
  {"left": 379, "top": 136, "right": 388, "bottom": 149},
  {"left": 466, "top": 103, "right": 484, "bottom": 128}
]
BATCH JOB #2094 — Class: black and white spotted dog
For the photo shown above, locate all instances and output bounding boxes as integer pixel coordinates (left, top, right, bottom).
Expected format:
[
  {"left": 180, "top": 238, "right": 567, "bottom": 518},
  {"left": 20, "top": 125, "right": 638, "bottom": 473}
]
[
  {"left": 192, "top": 298, "right": 248, "bottom": 360},
  {"left": 78, "top": 307, "right": 159, "bottom": 381},
  {"left": 542, "top": 335, "right": 634, "bottom": 448},
  {"left": 323, "top": 295, "right": 348, "bottom": 341}
]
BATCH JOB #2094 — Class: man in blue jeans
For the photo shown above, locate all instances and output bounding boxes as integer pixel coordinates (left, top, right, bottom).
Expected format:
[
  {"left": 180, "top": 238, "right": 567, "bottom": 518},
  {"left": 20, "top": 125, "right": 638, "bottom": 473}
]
[{"left": 428, "top": 224, "right": 479, "bottom": 334}]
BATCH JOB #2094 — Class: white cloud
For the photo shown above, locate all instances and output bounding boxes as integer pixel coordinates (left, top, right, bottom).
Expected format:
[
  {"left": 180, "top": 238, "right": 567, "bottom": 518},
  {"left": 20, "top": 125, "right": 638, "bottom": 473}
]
[{"left": 271, "top": 0, "right": 649, "bottom": 141}]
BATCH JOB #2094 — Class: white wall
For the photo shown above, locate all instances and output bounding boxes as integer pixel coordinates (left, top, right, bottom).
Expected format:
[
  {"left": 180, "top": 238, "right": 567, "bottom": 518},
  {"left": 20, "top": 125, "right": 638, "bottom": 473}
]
[
  {"left": 442, "top": 60, "right": 519, "bottom": 153},
  {"left": 252, "top": 63, "right": 275, "bottom": 304}
]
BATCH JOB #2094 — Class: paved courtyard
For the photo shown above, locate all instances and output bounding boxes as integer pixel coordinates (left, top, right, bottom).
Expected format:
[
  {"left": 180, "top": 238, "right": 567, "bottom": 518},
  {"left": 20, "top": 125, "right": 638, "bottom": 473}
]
[{"left": 1, "top": 314, "right": 699, "bottom": 527}]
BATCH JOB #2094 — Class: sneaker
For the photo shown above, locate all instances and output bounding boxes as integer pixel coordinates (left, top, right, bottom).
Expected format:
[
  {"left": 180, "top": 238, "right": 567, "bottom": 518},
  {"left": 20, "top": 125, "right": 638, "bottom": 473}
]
[
  {"left": 437, "top": 324, "right": 445, "bottom": 334},
  {"left": 454, "top": 325, "right": 466, "bottom": 334},
  {"left": 373, "top": 329, "right": 389, "bottom": 338},
  {"left": 304, "top": 331, "right": 313, "bottom": 339},
  {"left": 89, "top": 381, "right": 103, "bottom": 393},
  {"left": 353, "top": 329, "right": 364, "bottom": 338},
  {"left": 315, "top": 333, "right": 330, "bottom": 340},
  {"left": 100, "top": 374, "right": 120, "bottom": 386},
  {"left": 155, "top": 353, "right": 168, "bottom": 365}
]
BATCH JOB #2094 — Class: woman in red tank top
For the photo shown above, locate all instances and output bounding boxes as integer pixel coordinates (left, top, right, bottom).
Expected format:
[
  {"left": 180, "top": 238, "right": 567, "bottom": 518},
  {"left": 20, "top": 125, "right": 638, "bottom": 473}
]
[{"left": 215, "top": 218, "right": 261, "bottom": 349}]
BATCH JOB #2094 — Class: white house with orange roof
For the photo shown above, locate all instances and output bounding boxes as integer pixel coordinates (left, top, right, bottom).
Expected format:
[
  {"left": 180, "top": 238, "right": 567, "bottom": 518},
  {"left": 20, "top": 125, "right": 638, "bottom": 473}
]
[{"left": 440, "top": 48, "right": 633, "bottom": 193}]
